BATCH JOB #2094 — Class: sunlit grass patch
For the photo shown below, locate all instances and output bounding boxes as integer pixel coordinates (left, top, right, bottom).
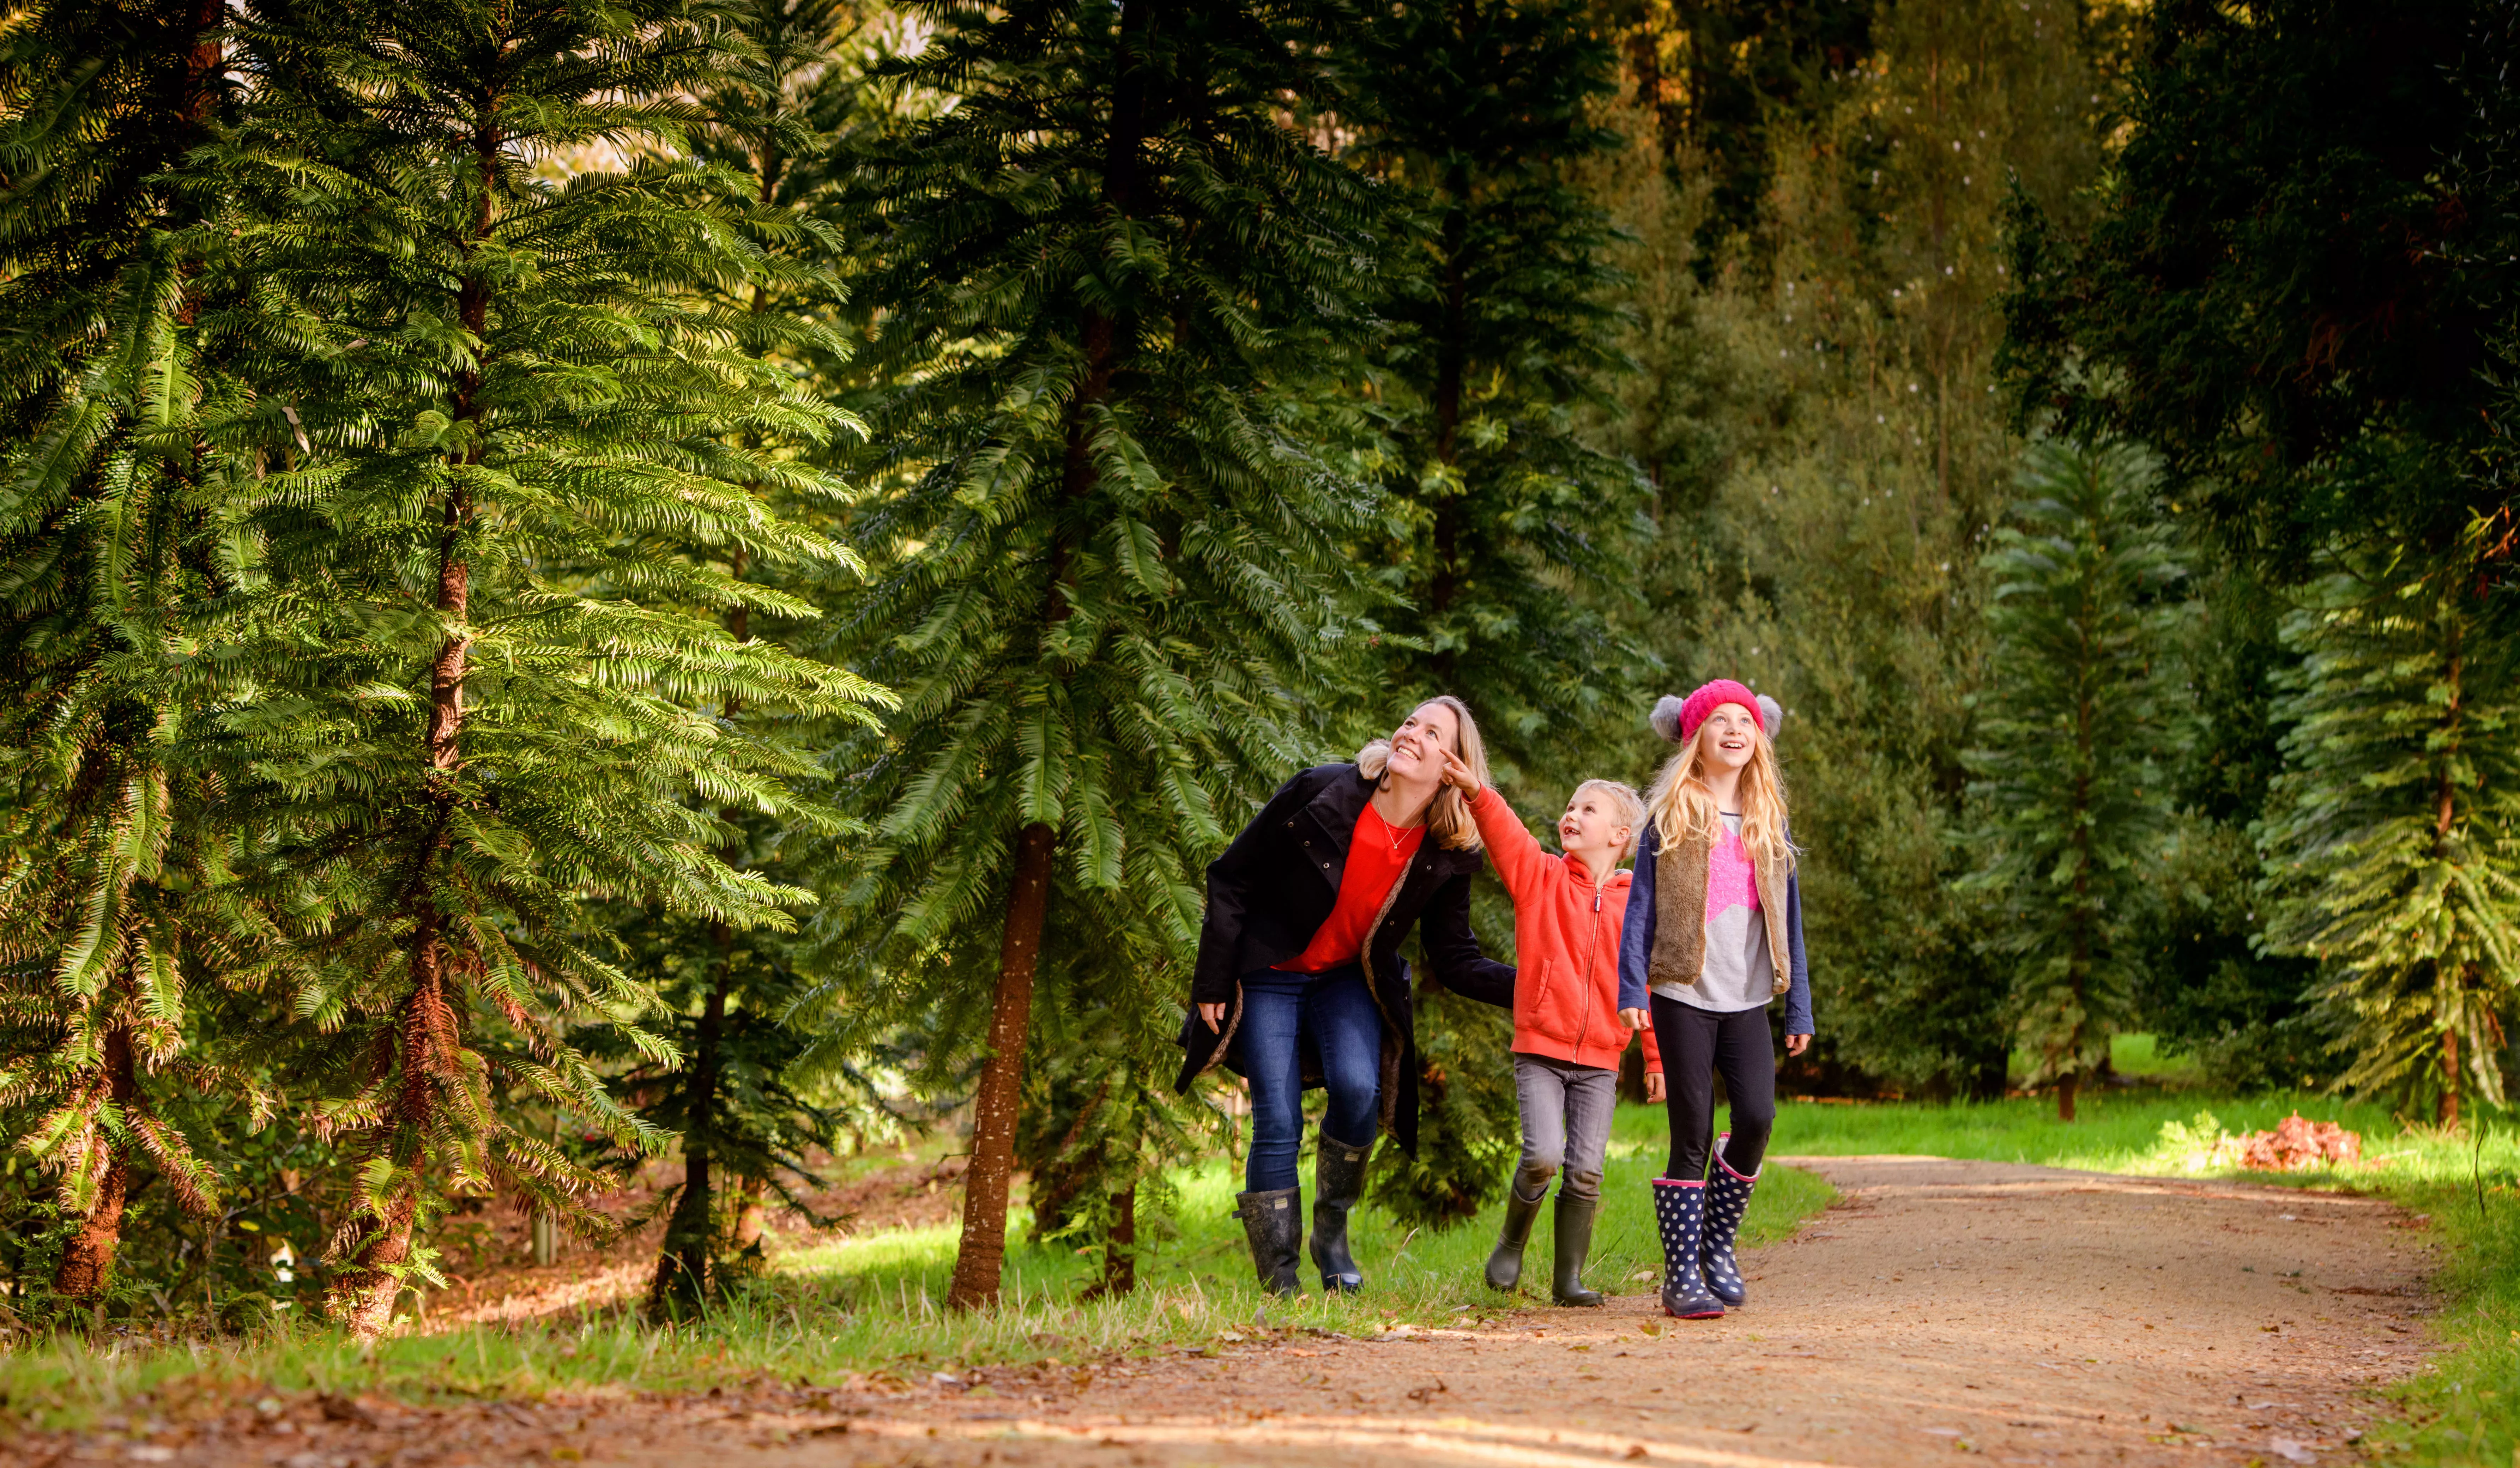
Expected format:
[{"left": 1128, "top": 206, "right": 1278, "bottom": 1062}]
[{"left": 0, "top": 1105, "right": 1835, "bottom": 1430}]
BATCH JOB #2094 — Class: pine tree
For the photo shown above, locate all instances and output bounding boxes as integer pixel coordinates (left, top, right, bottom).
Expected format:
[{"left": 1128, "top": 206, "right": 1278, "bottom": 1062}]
[
  {"left": 1347, "top": 0, "right": 1647, "bottom": 773},
  {"left": 1327, "top": 0, "right": 1647, "bottom": 1226},
  {"left": 630, "top": 0, "right": 880, "bottom": 1323},
  {"left": 814, "top": 0, "right": 1383, "bottom": 1310},
  {"left": 211, "top": 0, "right": 888, "bottom": 1337},
  {"left": 1960, "top": 439, "right": 2188, "bottom": 1120},
  {"left": 0, "top": 0, "right": 259, "bottom": 1304},
  {"left": 2258, "top": 549, "right": 2520, "bottom": 1123}
]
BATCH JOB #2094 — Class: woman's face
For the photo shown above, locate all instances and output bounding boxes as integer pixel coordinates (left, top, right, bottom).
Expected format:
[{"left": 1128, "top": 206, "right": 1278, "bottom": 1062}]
[
  {"left": 1698, "top": 703, "right": 1760, "bottom": 776},
  {"left": 1386, "top": 701, "right": 1459, "bottom": 782}
]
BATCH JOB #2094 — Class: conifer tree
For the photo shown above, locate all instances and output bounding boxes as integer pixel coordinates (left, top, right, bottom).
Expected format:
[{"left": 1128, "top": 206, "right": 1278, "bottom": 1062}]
[
  {"left": 817, "top": 0, "right": 1382, "bottom": 1309},
  {"left": 635, "top": 0, "right": 876, "bottom": 1322},
  {"left": 214, "top": 0, "right": 888, "bottom": 1337},
  {"left": 0, "top": 0, "right": 258, "bottom": 1303},
  {"left": 1347, "top": 0, "right": 1646, "bottom": 771},
  {"left": 1961, "top": 440, "right": 2187, "bottom": 1120},
  {"left": 1330, "top": 0, "right": 1646, "bottom": 1226},
  {"left": 2259, "top": 550, "right": 2520, "bottom": 1123}
]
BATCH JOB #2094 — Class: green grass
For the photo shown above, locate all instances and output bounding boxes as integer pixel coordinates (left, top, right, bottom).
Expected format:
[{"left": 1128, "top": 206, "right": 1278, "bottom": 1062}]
[
  {"left": 12, "top": 1079, "right": 2516, "bottom": 1467},
  {"left": 0, "top": 1100, "right": 1832, "bottom": 1430}
]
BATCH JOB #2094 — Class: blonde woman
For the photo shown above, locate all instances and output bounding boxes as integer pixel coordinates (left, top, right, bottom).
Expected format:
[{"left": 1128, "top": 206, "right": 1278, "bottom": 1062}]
[
  {"left": 1617, "top": 680, "right": 1813, "bottom": 1320},
  {"left": 1177, "top": 697, "right": 1515, "bottom": 1295}
]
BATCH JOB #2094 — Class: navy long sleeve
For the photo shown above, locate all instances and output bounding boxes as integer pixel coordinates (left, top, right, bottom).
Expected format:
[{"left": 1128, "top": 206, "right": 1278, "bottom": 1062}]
[
  {"left": 1616, "top": 824, "right": 1658, "bottom": 1013},
  {"left": 1780, "top": 864, "right": 1812, "bottom": 1034}
]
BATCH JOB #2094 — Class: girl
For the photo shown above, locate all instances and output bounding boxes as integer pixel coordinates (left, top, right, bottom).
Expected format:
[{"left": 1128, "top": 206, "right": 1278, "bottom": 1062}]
[
  {"left": 1436, "top": 753, "right": 1664, "bottom": 1306},
  {"left": 1617, "top": 680, "right": 1813, "bottom": 1320},
  {"left": 1176, "top": 697, "right": 1516, "bottom": 1295}
]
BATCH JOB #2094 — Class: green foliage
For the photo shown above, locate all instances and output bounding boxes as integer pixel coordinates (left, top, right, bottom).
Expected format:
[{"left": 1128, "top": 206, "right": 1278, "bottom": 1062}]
[
  {"left": 806, "top": 0, "right": 1385, "bottom": 1278},
  {"left": 1961, "top": 440, "right": 2189, "bottom": 1106},
  {"left": 2133, "top": 562, "right": 2325, "bottom": 1090},
  {"left": 1592, "top": 0, "right": 2106, "bottom": 1097},
  {"left": 1331, "top": 0, "right": 1645, "bottom": 1223},
  {"left": 1345, "top": 0, "right": 1650, "bottom": 779},
  {"left": 2006, "top": 0, "right": 2506, "bottom": 570},
  {"left": 197, "top": 0, "right": 888, "bottom": 1326},
  {"left": 2258, "top": 553, "right": 2520, "bottom": 1120}
]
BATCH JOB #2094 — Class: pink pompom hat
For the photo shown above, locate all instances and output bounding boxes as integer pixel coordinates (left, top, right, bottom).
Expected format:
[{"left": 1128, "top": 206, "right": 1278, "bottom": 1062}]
[{"left": 1649, "top": 680, "right": 1784, "bottom": 745}]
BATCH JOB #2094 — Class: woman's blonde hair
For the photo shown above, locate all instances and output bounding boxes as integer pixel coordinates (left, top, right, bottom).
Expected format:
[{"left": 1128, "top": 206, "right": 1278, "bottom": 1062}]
[
  {"left": 1646, "top": 711, "right": 1793, "bottom": 870},
  {"left": 1353, "top": 694, "right": 1489, "bottom": 852},
  {"left": 1572, "top": 778, "right": 1646, "bottom": 862}
]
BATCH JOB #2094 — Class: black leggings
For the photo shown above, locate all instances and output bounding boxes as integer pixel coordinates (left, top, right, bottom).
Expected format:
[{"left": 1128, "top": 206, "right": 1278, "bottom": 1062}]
[{"left": 1651, "top": 995, "right": 1777, "bottom": 1181}]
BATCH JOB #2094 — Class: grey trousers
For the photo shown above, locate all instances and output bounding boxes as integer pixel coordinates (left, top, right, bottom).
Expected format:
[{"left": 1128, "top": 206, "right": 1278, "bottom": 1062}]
[{"left": 1511, "top": 1052, "right": 1618, "bottom": 1201}]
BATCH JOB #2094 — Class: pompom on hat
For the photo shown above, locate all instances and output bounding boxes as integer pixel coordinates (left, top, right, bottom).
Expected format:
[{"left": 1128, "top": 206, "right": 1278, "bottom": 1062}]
[{"left": 1650, "top": 680, "right": 1784, "bottom": 744}]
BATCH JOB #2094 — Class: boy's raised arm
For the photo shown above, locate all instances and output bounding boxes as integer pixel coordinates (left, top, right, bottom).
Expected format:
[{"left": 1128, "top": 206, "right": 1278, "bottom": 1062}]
[{"left": 1465, "top": 785, "right": 1554, "bottom": 902}]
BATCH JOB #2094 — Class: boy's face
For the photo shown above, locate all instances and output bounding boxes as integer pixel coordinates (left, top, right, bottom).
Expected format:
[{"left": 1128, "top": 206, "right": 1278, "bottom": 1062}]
[{"left": 1558, "top": 790, "right": 1632, "bottom": 862}]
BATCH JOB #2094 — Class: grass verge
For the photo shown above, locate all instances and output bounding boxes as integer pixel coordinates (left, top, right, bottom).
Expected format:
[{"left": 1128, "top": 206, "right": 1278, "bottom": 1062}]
[{"left": 0, "top": 1102, "right": 1832, "bottom": 1430}]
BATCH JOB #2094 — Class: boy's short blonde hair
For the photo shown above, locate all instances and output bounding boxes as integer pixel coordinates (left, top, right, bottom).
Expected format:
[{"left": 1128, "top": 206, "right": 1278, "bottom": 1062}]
[{"left": 1573, "top": 778, "right": 1646, "bottom": 862}]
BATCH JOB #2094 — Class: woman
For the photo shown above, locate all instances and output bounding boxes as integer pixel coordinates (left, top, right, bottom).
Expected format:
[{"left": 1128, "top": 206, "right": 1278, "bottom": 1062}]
[{"left": 1175, "top": 697, "right": 1515, "bottom": 1296}]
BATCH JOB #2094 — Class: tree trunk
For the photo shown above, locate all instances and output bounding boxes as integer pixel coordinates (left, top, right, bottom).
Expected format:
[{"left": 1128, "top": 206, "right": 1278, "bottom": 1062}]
[
  {"left": 2440, "top": 1028, "right": 2460, "bottom": 1128},
  {"left": 732, "top": 1174, "right": 768, "bottom": 1252},
  {"left": 945, "top": 821, "right": 1058, "bottom": 1311},
  {"left": 329, "top": 1187, "right": 419, "bottom": 1340},
  {"left": 2055, "top": 1070, "right": 2078, "bottom": 1124},
  {"left": 53, "top": 1025, "right": 138, "bottom": 1301},
  {"left": 649, "top": 925, "right": 731, "bottom": 1317},
  {"left": 1101, "top": 1186, "right": 1137, "bottom": 1298},
  {"left": 330, "top": 935, "right": 457, "bottom": 1336}
]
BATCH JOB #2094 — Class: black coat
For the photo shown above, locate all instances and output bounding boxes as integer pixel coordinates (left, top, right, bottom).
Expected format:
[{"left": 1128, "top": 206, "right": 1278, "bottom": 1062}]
[{"left": 1173, "top": 762, "right": 1516, "bottom": 1154}]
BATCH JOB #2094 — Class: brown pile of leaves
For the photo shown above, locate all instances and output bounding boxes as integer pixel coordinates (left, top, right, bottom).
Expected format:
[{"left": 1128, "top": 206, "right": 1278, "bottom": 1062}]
[{"left": 2227, "top": 1113, "right": 2361, "bottom": 1171}]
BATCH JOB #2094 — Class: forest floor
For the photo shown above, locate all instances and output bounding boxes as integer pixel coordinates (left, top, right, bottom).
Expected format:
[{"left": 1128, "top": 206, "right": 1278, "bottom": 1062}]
[{"left": 23, "top": 1152, "right": 2443, "bottom": 1468}]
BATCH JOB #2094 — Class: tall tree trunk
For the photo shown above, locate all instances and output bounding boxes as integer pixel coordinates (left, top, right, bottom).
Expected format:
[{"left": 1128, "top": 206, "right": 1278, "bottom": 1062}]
[
  {"left": 2436, "top": 616, "right": 2462, "bottom": 1129},
  {"left": 2440, "top": 1027, "right": 2460, "bottom": 1128},
  {"left": 332, "top": 106, "right": 502, "bottom": 1341},
  {"left": 53, "top": 1025, "right": 137, "bottom": 1300},
  {"left": 649, "top": 926, "right": 730, "bottom": 1317},
  {"left": 945, "top": 821, "right": 1058, "bottom": 1310},
  {"left": 2056, "top": 1071, "right": 2078, "bottom": 1124},
  {"left": 651, "top": 589, "right": 749, "bottom": 1316},
  {"left": 1101, "top": 1185, "right": 1137, "bottom": 1298},
  {"left": 943, "top": 0, "right": 1160, "bottom": 1314}
]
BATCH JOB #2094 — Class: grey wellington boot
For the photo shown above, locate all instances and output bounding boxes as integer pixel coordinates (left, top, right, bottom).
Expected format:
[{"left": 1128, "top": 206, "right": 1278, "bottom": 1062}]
[
  {"left": 1484, "top": 1163, "right": 1554, "bottom": 1291},
  {"left": 1550, "top": 1173, "right": 1606, "bottom": 1306},
  {"left": 1310, "top": 1133, "right": 1372, "bottom": 1293},
  {"left": 1235, "top": 1187, "right": 1304, "bottom": 1296}
]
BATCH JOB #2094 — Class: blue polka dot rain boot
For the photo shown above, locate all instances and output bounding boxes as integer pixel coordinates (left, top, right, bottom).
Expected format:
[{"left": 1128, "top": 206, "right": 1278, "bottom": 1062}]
[
  {"left": 1700, "top": 1133, "right": 1758, "bottom": 1307},
  {"left": 1651, "top": 1177, "right": 1725, "bottom": 1320}
]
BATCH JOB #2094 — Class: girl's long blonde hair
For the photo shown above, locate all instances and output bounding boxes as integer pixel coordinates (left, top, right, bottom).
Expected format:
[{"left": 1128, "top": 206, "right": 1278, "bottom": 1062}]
[
  {"left": 1353, "top": 694, "right": 1489, "bottom": 853},
  {"left": 1647, "top": 715, "right": 1793, "bottom": 870}
]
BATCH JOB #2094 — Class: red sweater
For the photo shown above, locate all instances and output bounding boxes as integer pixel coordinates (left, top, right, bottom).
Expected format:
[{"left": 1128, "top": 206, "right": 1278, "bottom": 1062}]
[
  {"left": 1467, "top": 786, "right": 1662, "bottom": 1075},
  {"left": 1278, "top": 802, "right": 1424, "bottom": 972}
]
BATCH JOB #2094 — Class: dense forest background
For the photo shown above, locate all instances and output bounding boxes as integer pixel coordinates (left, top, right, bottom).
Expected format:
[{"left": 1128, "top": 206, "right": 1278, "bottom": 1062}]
[{"left": 0, "top": 0, "right": 2512, "bottom": 1330}]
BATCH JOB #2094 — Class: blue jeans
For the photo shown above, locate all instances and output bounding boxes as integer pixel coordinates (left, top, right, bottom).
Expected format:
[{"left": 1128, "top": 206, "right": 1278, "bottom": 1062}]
[{"left": 1239, "top": 965, "right": 1383, "bottom": 1192}]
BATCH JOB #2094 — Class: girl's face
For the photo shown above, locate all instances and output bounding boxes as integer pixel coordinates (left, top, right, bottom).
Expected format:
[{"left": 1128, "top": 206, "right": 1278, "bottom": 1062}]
[
  {"left": 1558, "top": 790, "right": 1632, "bottom": 863},
  {"left": 1697, "top": 703, "right": 1760, "bottom": 776},
  {"left": 1385, "top": 701, "right": 1459, "bottom": 782}
]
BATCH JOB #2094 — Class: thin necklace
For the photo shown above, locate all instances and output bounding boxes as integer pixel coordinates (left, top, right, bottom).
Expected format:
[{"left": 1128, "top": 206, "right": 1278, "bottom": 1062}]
[{"left": 1370, "top": 800, "right": 1419, "bottom": 854}]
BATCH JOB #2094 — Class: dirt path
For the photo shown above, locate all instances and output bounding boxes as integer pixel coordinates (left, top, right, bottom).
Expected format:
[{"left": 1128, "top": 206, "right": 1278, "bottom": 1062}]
[{"left": 110, "top": 1157, "right": 2440, "bottom": 1468}]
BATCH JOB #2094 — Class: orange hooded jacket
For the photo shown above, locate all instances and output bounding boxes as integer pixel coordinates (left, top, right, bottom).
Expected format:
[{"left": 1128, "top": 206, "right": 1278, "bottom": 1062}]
[{"left": 1466, "top": 785, "right": 1662, "bottom": 1076}]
